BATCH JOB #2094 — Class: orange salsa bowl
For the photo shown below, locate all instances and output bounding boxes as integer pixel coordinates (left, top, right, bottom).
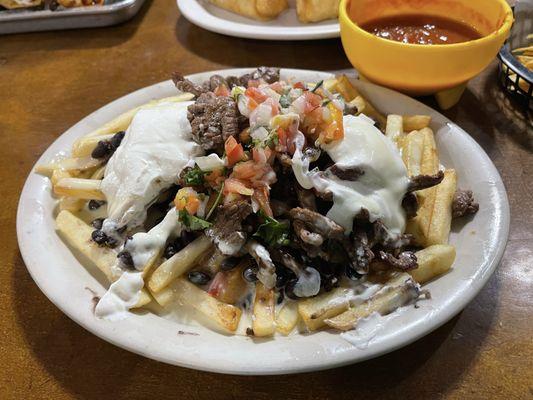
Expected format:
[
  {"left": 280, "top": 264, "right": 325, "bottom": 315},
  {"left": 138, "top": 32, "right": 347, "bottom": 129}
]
[{"left": 339, "top": 0, "right": 514, "bottom": 108}]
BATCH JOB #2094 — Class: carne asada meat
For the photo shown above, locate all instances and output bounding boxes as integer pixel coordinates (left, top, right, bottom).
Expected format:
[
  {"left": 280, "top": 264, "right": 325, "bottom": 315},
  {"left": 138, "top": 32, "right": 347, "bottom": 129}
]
[
  {"left": 172, "top": 73, "right": 207, "bottom": 98},
  {"left": 206, "top": 201, "right": 252, "bottom": 256},
  {"left": 187, "top": 92, "right": 239, "bottom": 153},
  {"left": 452, "top": 189, "right": 479, "bottom": 218},
  {"left": 407, "top": 170, "right": 445, "bottom": 192},
  {"left": 379, "top": 250, "right": 418, "bottom": 271}
]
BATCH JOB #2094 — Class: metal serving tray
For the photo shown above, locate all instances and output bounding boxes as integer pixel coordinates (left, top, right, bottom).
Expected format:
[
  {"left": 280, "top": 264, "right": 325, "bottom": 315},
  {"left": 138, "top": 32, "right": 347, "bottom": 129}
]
[{"left": 0, "top": 0, "right": 146, "bottom": 35}]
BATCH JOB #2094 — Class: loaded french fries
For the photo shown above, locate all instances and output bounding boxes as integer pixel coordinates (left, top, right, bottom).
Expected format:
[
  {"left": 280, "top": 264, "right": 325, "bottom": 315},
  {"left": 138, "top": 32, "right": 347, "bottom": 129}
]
[{"left": 37, "top": 68, "right": 478, "bottom": 337}]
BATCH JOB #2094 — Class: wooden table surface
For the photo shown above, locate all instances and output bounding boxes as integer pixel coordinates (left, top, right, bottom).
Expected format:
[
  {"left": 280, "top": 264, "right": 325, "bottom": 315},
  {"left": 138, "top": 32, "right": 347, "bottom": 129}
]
[{"left": 1, "top": 1, "right": 532, "bottom": 399}]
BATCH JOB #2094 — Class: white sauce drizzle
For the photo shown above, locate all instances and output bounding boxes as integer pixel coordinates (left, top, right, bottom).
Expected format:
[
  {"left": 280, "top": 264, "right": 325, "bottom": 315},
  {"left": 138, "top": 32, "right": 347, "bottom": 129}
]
[
  {"left": 101, "top": 101, "right": 202, "bottom": 236},
  {"left": 94, "top": 270, "right": 144, "bottom": 321},
  {"left": 292, "top": 115, "right": 409, "bottom": 235}
]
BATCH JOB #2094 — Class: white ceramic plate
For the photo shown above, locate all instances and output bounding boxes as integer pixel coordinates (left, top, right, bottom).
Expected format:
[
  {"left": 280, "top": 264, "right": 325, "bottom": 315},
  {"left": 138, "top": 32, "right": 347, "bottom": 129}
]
[
  {"left": 177, "top": 0, "right": 340, "bottom": 40},
  {"left": 17, "top": 68, "right": 509, "bottom": 375}
]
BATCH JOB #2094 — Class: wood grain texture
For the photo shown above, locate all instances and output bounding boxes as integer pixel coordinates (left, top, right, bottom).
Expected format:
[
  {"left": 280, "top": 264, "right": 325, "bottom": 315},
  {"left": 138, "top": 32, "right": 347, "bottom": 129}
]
[{"left": 0, "top": 0, "right": 531, "bottom": 399}]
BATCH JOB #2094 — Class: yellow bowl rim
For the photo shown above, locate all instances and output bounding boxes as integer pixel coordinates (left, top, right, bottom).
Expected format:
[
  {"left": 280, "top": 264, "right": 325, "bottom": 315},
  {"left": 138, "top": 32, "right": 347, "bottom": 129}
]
[{"left": 339, "top": 0, "right": 514, "bottom": 50}]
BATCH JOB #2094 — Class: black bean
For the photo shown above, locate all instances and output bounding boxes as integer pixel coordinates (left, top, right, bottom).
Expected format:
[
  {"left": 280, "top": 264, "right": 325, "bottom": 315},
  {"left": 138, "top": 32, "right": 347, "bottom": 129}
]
[
  {"left": 91, "top": 229, "right": 117, "bottom": 248},
  {"left": 91, "top": 218, "right": 104, "bottom": 230},
  {"left": 284, "top": 279, "right": 300, "bottom": 300},
  {"left": 91, "top": 141, "right": 111, "bottom": 159},
  {"left": 88, "top": 200, "right": 106, "bottom": 210},
  {"left": 321, "top": 275, "right": 340, "bottom": 292},
  {"left": 163, "top": 241, "right": 183, "bottom": 259},
  {"left": 91, "top": 229, "right": 108, "bottom": 245},
  {"left": 109, "top": 131, "right": 125, "bottom": 150},
  {"left": 188, "top": 271, "right": 211, "bottom": 285},
  {"left": 243, "top": 266, "right": 258, "bottom": 283},
  {"left": 118, "top": 251, "right": 135, "bottom": 270},
  {"left": 220, "top": 257, "right": 240, "bottom": 271},
  {"left": 346, "top": 266, "right": 363, "bottom": 281}
]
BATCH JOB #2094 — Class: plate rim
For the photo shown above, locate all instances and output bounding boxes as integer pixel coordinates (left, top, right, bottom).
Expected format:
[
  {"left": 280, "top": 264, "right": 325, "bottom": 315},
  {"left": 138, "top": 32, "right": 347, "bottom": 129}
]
[
  {"left": 176, "top": 0, "right": 341, "bottom": 41},
  {"left": 16, "top": 68, "right": 510, "bottom": 375}
]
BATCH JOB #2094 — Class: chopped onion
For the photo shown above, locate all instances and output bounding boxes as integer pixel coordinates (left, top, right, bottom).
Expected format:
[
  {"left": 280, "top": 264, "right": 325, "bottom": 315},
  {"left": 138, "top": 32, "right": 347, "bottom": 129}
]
[{"left": 194, "top": 154, "right": 225, "bottom": 171}]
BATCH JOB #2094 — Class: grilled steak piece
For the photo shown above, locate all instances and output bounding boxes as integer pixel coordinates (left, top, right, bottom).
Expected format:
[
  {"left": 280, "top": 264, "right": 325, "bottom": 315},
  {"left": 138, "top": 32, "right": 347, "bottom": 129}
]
[
  {"left": 206, "top": 201, "right": 252, "bottom": 256},
  {"left": 452, "top": 189, "right": 479, "bottom": 218},
  {"left": 296, "top": 187, "right": 317, "bottom": 211},
  {"left": 187, "top": 92, "right": 239, "bottom": 153},
  {"left": 344, "top": 228, "right": 375, "bottom": 274},
  {"left": 172, "top": 73, "right": 207, "bottom": 98},
  {"left": 402, "top": 192, "right": 419, "bottom": 219},
  {"left": 289, "top": 208, "right": 345, "bottom": 241},
  {"left": 408, "top": 170, "right": 445, "bottom": 192},
  {"left": 203, "top": 74, "right": 229, "bottom": 91},
  {"left": 326, "top": 164, "right": 365, "bottom": 181},
  {"left": 379, "top": 250, "right": 418, "bottom": 271},
  {"left": 238, "top": 67, "right": 281, "bottom": 86}
]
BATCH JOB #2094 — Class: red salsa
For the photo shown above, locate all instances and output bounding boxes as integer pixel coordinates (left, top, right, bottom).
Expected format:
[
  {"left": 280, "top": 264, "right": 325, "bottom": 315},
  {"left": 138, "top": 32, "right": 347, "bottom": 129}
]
[{"left": 360, "top": 14, "right": 482, "bottom": 45}]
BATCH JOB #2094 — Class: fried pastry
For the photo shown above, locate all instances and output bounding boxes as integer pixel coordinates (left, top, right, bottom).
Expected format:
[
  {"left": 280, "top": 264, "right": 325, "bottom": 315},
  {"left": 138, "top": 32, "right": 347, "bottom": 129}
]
[
  {"left": 296, "top": 0, "right": 339, "bottom": 23},
  {"left": 208, "top": 0, "right": 288, "bottom": 21}
]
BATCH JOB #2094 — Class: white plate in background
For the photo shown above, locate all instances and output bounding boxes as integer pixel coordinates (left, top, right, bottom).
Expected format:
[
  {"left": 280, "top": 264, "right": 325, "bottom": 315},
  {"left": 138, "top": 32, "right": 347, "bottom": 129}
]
[
  {"left": 177, "top": 0, "right": 340, "bottom": 40},
  {"left": 17, "top": 68, "right": 509, "bottom": 375}
]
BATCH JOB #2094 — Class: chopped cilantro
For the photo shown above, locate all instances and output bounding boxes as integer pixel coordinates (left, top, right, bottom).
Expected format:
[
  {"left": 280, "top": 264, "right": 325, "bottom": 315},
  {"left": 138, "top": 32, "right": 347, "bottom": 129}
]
[
  {"left": 253, "top": 213, "right": 290, "bottom": 247},
  {"left": 311, "top": 80, "right": 324, "bottom": 93},
  {"left": 264, "top": 132, "right": 279, "bottom": 148},
  {"left": 206, "top": 183, "right": 224, "bottom": 221},
  {"left": 183, "top": 167, "right": 205, "bottom": 186},
  {"left": 179, "top": 209, "right": 212, "bottom": 231}
]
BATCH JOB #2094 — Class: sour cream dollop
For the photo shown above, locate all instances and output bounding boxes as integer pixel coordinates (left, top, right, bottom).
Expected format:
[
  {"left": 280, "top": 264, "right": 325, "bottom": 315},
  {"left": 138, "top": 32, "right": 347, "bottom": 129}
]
[
  {"left": 292, "top": 114, "right": 409, "bottom": 236},
  {"left": 101, "top": 101, "right": 202, "bottom": 236}
]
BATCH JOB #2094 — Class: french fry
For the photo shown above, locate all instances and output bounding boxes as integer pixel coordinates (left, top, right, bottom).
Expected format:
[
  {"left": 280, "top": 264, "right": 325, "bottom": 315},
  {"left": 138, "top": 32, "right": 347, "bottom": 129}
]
[
  {"left": 208, "top": 0, "right": 288, "bottom": 20},
  {"left": 152, "top": 278, "right": 242, "bottom": 332},
  {"left": 252, "top": 282, "right": 276, "bottom": 337},
  {"left": 51, "top": 169, "right": 72, "bottom": 186},
  {"left": 90, "top": 166, "right": 106, "bottom": 180},
  {"left": 426, "top": 169, "right": 457, "bottom": 246},
  {"left": 401, "top": 130, "right": 425, "bottom": 176},
  {"left": 58, "top": 196, "right": 86, "bottom": 212},
  {"left": 385, "top": 114, "right": 403, "bottom": 143},
  {"left": 80, "top": 94, "right": 195, "bottom": 139},
  {"left": 402, "top": 127, "right": 445, "bottom": 246},
  {"left": 55, "top": 210, "right": 149, "bottom": 308},
  {"left": 276, "top": 301, "right": 299, "bottom": 335},
  {"left": 335, "top": 75, "right": 387, "bottom": 128},
  {"left": 54, "top": 178, "right": 105, "bottom": 200},
  {"left": 325, "top": 273, "right": 419, "bottom": 331},
  {"left": 410, "top": 245, "right": 456, "bottom": 284},
  {"left": 71, "top": 134, "right": 114, "bottom": 158},
  {"left": 403, "top": 115, "right": 431, "bottom": 132},
  {"left": 298, "top": 287, "right": 352, "bottom": 331},
  {"left": 148, "top": 235, "right": 212, "bottom": 293},
  {"left": 35, "top": 157, "right": 101, "bottom": 176}
]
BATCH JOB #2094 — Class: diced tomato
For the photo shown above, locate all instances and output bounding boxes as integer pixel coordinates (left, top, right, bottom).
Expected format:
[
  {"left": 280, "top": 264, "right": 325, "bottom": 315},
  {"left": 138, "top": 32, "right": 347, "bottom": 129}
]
[
  {"left": 232, "top": 161, "right": 259, "bottom": 180},
  {"left": 303, "top": 91, "right": 322, "bottom": 113},
  {"left": 214, "top": 84, "right": 230, "bottom": 97},
  {"left": 205, "top": 168, "right": 225, "bottom": 188},
  {"left": 293, "top": 81, "right": 306, "bottom": 89},
  {"left": 224, "top": 178, "right": 254, "bottom": 196},
  {"left": 174, "top": 187, "right": 201, "bottom": 215},
  {"left": 253, "top": 185, "right": 273, "bottom": 217},
  {"left": 225, "top": 136, "right": 245, "bottom": 167},
  {"left": 245, "top": 87, "right": 268, "bottom": 104},
  {"left": 207, "top": 272, "right": 226, "bottom": 298},
  {"left": 269, "top": 81, "right": 284, "bottom": 93},
  {"left": 277, "top": 127, "right": 287, "bottom": 149},
  {"left": 252, "top": 147, "right": 268, "bottom": 164}
]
